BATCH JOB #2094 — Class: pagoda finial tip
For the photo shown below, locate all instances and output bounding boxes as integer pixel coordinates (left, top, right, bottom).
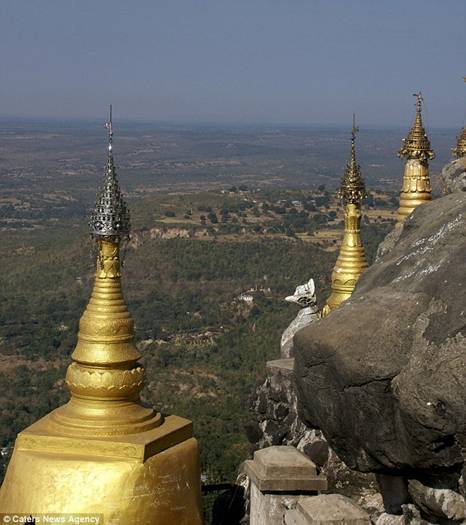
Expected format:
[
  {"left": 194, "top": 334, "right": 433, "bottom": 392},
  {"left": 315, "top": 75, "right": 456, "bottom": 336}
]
[
  {"left": 352, "top": 113, "right": 359, "bottom": 137},
  {"left": 89, "top": 106, "right": 131, "bottom": 239},
  {"left": 414, "top": 91, "right": 423, "bottom": 111},
  {"left": 351, "top": 113, "right": 359, "bottom": 147},
  {"left": 336, "top": 116, "right": 365, "bottom": 205},
  {"left": 398, "top": 92, "right": 434, "bottom": 161},
  {"left": 105, "top": 104, "right": 113, "bottom": 152}
]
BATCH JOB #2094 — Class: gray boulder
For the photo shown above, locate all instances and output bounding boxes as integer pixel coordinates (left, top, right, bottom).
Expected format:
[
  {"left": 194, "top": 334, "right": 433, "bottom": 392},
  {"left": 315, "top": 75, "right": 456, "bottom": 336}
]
[
  {"left": 441, "top": 157, "right": 466, "bottom": 193},
  {"left": 294, "top": 192, "right": 466, "bottom": 475}
]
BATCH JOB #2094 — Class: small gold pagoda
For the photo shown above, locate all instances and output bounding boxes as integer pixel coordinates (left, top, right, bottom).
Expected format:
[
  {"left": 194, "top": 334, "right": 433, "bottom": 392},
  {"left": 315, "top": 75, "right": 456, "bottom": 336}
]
[
  {"left": 0, "top": 108, "right": 203, "bottom": 524},
  {"left": 322, "top": 116, "right": 368, "bottom": 316},
  {"left": 451, "top": 77, "right": 466, "bottom": 158},
  {"left": 396, "top": 92, "right": 435, "bottom": 223},
  {"left": 452, "top": 127, "right": 466, "bottom": 158}
]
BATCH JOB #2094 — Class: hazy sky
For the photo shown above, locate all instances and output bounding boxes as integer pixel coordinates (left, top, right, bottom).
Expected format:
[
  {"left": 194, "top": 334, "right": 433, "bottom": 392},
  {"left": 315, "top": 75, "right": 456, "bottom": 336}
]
[{"left": 0, "top": 0, "right": 465, "bottom": 126}]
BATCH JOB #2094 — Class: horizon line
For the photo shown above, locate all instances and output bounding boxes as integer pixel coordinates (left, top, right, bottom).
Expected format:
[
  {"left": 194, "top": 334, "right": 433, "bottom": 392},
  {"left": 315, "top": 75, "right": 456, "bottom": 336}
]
[{"left": 0, "top": 114, "right": 460, "bottom": 132}]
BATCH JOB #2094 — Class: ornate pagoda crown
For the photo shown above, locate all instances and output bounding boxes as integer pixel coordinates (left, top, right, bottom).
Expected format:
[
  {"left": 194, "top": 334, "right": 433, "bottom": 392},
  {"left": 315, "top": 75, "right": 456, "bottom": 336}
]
[
  {"left": 398, "top": 92, "right": 435, "bottom": 161},
  {"left": 336, "top": 115, "right": 366, "bottom": 205},
  {"left": 89, "top": 105, "right": 130, "bottom": 239}
]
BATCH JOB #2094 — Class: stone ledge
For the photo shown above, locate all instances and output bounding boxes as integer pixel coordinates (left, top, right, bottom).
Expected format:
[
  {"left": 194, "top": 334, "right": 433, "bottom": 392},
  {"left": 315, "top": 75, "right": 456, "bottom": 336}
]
[
  {"left": 244, "top": 445, "right": 327, "bottom": 493},
  {"left": 266, "top": 358, "right": 295, "bottom": 375}
]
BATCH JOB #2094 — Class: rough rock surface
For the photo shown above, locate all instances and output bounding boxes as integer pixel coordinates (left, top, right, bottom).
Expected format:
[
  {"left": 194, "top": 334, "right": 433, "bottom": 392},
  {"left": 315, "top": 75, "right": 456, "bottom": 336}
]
[
  {"left": 375, "top": 505, "right": 437, "bottom": 525},
  {"left": 441, "top": 157, "right": 466, "bottom": 193},
  {"left": 246, "top": 359, "right": 327, "bottom": 459},
  {"left": 294, "top": 192, "right": 466, "bottom": 477},
  {"left": 408, "top": 479, "right": 466, "bottom": 522},
  {"left": 375, "top": 513, "right": 405, "bottom": 525},
  {"left": 375, "top": 223, "right": 403, "bottom": 261}
]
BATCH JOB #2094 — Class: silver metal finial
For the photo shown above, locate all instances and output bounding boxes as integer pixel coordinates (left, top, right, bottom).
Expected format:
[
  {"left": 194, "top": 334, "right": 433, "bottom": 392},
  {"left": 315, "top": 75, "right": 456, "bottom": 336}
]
[
  {"left": 336, "top": 114, "right": 366, "bottom": 204},
  {"left": 352, "top": 113, "right": 359, "bottom": 139},
  {"left": 89, "top": 106, "right": 130, "bottom": 239},
  {"left": 105, "top": 104, "right": 113, "bottom": 152},
  {"left": 350, "top": 113, "right": 359, "bottom": 152},
  {"left": 413, "top": 92, "right": 423, "bottom": 113}
]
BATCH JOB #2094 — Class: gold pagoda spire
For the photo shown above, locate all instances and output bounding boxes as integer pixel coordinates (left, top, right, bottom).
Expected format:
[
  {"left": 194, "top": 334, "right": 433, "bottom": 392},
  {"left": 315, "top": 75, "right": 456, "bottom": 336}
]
[
  {"left": 322, "top": 116, "right": 368, "bottom": 316},
  {"left": 0, "top": 107, "right": 203, "bottom": 523},
  {"left": 452, "top": 77, "right": 466, "bottom": 158},
  {"left": 49, "top": 104, "right": 161, "bottom": 436},
  {"left": 396, "top": 92, "right": 435, "bottom": 223}
]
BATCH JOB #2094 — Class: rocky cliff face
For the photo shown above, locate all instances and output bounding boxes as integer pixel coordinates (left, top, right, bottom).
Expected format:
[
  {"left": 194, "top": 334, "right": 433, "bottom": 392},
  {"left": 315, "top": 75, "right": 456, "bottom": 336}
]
[
  {"left": 294, "top": 192, "right": 466, "bottom": 522},
  {"left": 246, "top": 359, "right": 383, "bottom": 519}
]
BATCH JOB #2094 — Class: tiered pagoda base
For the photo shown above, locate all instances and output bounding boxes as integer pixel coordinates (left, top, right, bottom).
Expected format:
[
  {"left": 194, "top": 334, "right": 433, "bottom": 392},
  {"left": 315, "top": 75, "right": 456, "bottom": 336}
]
[{"left": 0, "top": 413, "right": 202, "bottom": 525}]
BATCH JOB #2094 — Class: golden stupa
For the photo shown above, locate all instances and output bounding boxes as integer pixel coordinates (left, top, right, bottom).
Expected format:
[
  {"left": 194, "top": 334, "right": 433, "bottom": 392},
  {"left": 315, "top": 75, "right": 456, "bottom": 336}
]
[
  {"left": 452, "top": 126, "right": 466, "bottom": 158},
  {"left": 0, "top": 108, "right": 203, "bottom": 524},
  {"left": 396, "top": 92, "right": 435, "bottom": 223},
  {"left": 322, "top": 116, "right": 368, "bottom": 316},
  {"left": 452, "top": 78, "right": 466, "bottom": 158}
]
